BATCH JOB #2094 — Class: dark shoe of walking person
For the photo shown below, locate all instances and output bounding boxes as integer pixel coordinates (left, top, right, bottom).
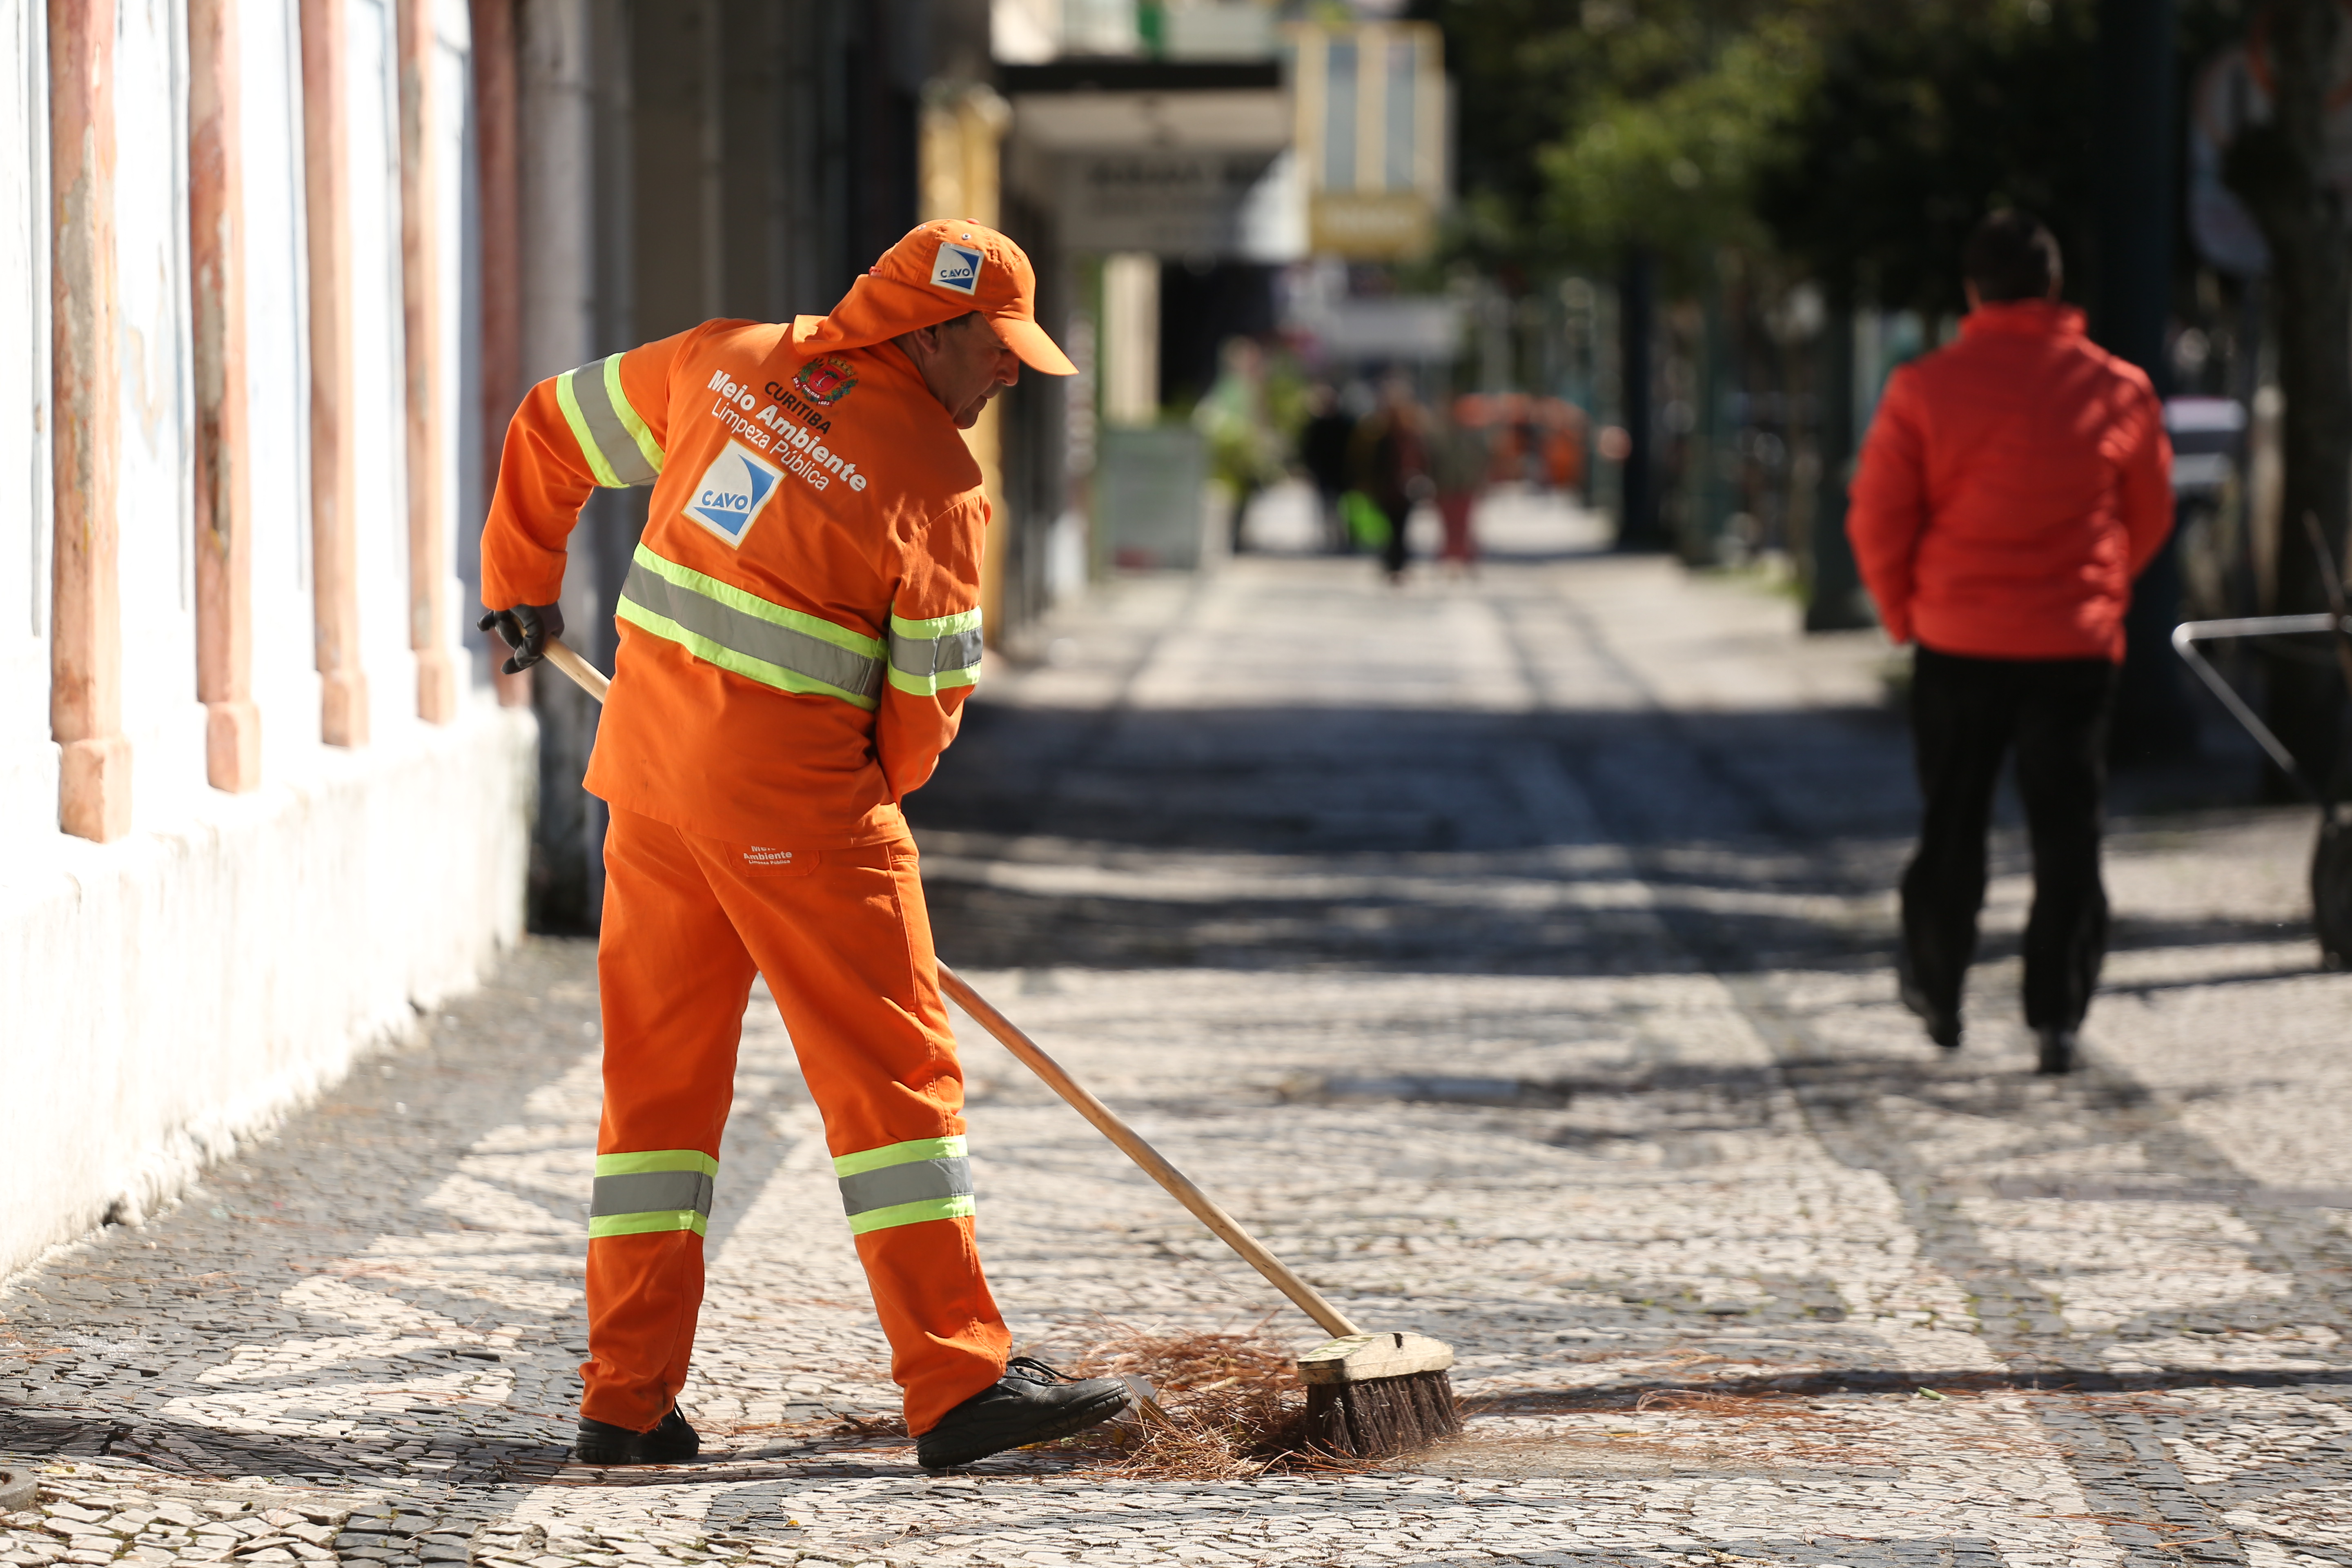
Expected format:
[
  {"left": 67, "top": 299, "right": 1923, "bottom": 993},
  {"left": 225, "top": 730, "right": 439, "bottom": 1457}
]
[
  {"left": 2035, "top": 1027, "right": 2076, "bottom": 1076},
  {"left": 915, "top": 1357, "right": 1130, "bottom": 1470},
  {"left": 1899, "top": 978, "right": 1962, "bottom": 1051},
  {"left": 574, "top": 1405, "right": 699, "bottom": 1465}
]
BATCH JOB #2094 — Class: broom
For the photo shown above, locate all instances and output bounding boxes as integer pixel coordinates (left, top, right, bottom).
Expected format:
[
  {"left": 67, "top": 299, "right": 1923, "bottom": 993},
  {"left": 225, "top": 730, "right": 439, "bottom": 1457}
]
[
  {"left": 537, "top": 635, "right": 1462, "bottom": 1460},
  {"left": 935, "top": 964, "right": 1461, "bottom": 1459}
]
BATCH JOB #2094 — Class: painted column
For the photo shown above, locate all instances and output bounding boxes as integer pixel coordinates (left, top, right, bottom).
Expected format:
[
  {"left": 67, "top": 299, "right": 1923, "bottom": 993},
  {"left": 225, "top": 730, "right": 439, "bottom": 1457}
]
[
  {"left": 920, "top": 84, "right": 1009, "bottom": 644},
  {"left": 2096, "top": 0, "right": 2194, "bottom": 761},
  {"left": 399, "top": 0, "right": 454, "bottom": 723},
  {"left": 1802, "top": 302, "right": 1871, "bottom": 633},
  {"left": 48, "top": 0, "right": 129, "bottom": 841},
  {"left": 470, "top": 0, "right": 530, "bottom": 707},
  {"left": 517, "top": 0, "right": 604, "bottom": 929},
  {"left": 188, "top": 0, "right": 260, "bottom": 791},
  {"left": 301, "top": 0, "right": 367, "bottom": 746},
  {"left": 1615, "top": 245, "right": 1660, "bottom": 552}
]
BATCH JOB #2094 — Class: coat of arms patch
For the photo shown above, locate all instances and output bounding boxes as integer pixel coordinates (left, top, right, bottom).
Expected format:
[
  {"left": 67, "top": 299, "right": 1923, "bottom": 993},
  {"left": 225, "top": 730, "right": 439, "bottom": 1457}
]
[{"left": 793, "top": 355, "right": 859, "bottom": 405}]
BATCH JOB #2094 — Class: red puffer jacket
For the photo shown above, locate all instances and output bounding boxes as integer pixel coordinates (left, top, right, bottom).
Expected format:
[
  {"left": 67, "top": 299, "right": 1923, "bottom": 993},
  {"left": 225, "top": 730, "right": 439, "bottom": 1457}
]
[{"left": 1846, "top": 301, "right": 2173, "bottom": 663}]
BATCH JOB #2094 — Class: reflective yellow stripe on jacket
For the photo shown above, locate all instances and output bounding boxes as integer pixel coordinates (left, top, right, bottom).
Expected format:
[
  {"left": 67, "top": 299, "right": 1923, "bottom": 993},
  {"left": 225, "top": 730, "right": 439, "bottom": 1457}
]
[
  {"left": 557, "top": 354, "right": 664, "bottom": 488},
  {"left": 616, "top": 544, "right": 889, "bottom": 708},
  {"left": 886, "top": 608, "right": 983, "bottom": 696}
]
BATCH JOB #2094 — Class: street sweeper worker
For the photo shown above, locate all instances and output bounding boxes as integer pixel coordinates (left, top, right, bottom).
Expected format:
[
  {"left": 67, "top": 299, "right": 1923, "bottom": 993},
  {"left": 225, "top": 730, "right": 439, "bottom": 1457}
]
[{"left": 475, "top": 220, "right": 1131, "bottom": 1470}]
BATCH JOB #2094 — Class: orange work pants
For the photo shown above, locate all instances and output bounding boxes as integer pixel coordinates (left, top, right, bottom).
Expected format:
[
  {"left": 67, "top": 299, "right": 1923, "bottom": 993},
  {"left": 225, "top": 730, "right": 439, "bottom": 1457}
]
[{"left": 582, "top": 805, "right": 1010, "bottom": 1435}]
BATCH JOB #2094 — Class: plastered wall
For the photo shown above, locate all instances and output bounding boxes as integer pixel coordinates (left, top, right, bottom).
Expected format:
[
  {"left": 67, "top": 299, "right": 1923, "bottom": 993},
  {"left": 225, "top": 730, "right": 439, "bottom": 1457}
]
[
  {"left": 0, "top": 705, "right": 535, "bottom": 1277},
  {"left": 0, "top": 0, "right": 534, "bottom": 1283}
]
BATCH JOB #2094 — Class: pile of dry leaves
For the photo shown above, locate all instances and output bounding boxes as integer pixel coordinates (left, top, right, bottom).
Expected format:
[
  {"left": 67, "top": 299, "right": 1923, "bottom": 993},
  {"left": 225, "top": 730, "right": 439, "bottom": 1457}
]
[{"left": 1054, "top": 1321, "right": 1362, "bottom": 1479}]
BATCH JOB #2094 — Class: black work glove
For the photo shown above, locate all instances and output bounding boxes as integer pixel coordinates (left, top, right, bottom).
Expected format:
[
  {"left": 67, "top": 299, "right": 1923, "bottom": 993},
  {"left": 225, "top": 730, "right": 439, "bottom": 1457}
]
[{"left": 477, "top": 601, "right": 565, "bottom": 674}]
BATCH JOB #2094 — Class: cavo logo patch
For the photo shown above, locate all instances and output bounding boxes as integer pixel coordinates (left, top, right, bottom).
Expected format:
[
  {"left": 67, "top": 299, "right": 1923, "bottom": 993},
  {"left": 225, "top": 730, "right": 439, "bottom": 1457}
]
[
  {"left": 684, "top": 441, "right": 786, "bottom": 547},
  {"left": 930, "top": 241, "right": 984, "bottom": 295}
]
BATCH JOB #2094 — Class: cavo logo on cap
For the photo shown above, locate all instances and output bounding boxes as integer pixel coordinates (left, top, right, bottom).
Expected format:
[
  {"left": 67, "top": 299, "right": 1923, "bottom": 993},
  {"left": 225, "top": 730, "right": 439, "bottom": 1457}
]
[{"left": 930, "top": 241, "right": 984, "bottom": 296}]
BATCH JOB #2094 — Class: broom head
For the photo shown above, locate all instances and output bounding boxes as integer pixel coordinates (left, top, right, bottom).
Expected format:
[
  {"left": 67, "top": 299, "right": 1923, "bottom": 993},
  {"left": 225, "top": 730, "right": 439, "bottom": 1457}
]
[{"left": 1295, "top": 1331, "right": 1462, "bottom": 1459}]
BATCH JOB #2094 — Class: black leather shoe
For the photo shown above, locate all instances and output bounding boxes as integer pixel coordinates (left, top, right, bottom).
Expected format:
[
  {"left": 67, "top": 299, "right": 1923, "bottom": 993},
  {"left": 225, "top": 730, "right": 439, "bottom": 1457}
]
[
  {"left": 2035, "top": 1027, "right": 2076, "bottom": 1076},
  {"left": 574, "top": 1405, "right": 699, "bottom": 1465},
  {"left": 1899, "top": 979, "right": 1962, "bottom": 1051},
  {"left": 915, "top": 1357, "right": 1130, "bottom": 1470}
]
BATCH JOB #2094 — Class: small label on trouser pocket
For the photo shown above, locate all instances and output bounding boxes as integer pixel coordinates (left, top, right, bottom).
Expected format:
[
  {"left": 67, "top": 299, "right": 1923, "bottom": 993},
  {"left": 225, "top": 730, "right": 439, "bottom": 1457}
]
[{"left": 736, "top": 844, "right": 816, "bottom": 878}]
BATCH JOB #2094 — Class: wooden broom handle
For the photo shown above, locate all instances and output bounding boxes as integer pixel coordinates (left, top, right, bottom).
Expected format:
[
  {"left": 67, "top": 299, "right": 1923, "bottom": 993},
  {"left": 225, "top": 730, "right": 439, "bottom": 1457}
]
[
  {"left": 536, "top": 635, "right": 1362, "bottom": 1341},
  {"left": 936, "top": 963, "right": 1362, "bottom": 1342},
  {"left": 542, "top": 636, "right": 610, "bottom": 703}
]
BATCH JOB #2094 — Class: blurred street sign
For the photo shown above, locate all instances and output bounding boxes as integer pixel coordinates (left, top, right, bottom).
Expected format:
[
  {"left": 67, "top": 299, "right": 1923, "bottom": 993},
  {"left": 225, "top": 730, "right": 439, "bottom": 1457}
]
[
  {"left": 1286, "top": 295, "right": 1464, "bottom": 363},
  {"left": 1010, "top": 85, "right": 1289, "bottom": 151},
  {"left": 1059, "top": 149, "right": 1284, "bottom": 254},
  {"left": 1097, "top": 425, "right": 1211, "bottom": 570},
  {"left": 2165, "top": 396, "right": 2248, "bottom": 495},
  {"left": 1286, "top": 22, "right": 1448, "bottom": 260},
  {"left": 1003, "top": 58, "right": 1298, "bottom": 259}
]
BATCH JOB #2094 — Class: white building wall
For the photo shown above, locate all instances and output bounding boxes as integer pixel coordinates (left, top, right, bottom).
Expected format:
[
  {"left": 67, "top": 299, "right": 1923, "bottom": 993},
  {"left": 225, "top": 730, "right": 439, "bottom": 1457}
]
[
  {"left": 0, "top": 0, "right": 53, "bottom": 830},
  {"left": 113, "top": 0, "right": 209, "bottom": 829},
  {"left": 0, "top": 0, "right": 535, "bottom": 1285},
  {"left": 1, "top": 708, "right": 535, "bottom": 1264},
  {"left": 448, "top": 0, "right": 488, "bottom": 682},
  {"left": 436, "top": 0, "right": 475, "bottom": 680},
  {"left": 241, "top": 0, "right": 325, "bottom": 766},
  {"left": 346, "top": 0, "right": 415, "bottom": 744}
]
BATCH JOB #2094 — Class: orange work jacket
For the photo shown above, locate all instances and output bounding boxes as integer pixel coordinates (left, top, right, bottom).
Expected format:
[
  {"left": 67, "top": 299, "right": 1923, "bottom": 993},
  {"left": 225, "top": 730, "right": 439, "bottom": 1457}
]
[
  {"left": 480, "top": 321, "right": 986, "bottom": 844},
  {"left": 1847, "top": 301, "right": 2173, "bottom": 664}
]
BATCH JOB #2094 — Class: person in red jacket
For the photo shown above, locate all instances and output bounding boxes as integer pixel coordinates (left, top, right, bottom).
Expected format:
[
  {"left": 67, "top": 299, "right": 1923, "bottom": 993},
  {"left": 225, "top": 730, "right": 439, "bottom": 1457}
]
[
  {"left": 477, "top": 221, "right": 1130, "bottom": 1470},
  {"left": 1847, "top": 210, "right": 2173, "bottom": 1075}
]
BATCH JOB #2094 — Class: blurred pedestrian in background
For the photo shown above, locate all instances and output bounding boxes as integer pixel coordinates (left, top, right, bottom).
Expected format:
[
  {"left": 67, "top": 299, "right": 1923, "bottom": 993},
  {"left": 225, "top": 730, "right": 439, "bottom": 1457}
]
[
  {"left": 1848, "top": 210, "right": 2174, "bottom": 1076},
  {"left": 1536, "top": 397, "right": 1587, "bottom": 499},
  {"left": 1488, "top": 392, "right": 1529, "bottom": 486},
  {"left": 1428, "top": 394, "right": 1493, "bottom": 575},
  {"left": 1300, "top": 381, "right": 1359, "bottom": 554},
  {"left": 1196, "top": 338, "right": 1286, "bottom": 556},
  {"left": 1350, "top": 373, "right": 1429, "bottom": 584}
]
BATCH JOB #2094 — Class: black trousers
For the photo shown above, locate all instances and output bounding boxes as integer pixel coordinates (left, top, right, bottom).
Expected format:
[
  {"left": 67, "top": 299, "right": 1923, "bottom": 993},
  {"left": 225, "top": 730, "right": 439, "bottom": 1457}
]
[
  {"left": 1380, "top": 500, "right": 1412, "bottom": 577},
  {"left": 1900, "top": 644, "right": 2118, "bottom": 1031}
]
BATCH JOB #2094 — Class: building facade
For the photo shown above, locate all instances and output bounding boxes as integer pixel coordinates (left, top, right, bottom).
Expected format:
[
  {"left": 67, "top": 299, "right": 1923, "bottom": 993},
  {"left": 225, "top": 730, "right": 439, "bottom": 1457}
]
[
  {"left": 0, "top": 0, "right": 545, "bottom": 1282},
  {"left": 0, "top": 0, "right": 1313, "bottom": 1280}
]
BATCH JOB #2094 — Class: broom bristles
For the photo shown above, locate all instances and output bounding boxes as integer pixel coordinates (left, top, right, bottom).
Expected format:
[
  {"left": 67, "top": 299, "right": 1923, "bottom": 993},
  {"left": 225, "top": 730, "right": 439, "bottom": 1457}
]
[{"left": 1300, "top": 1369, "right": 1461, "bottom": 1459}]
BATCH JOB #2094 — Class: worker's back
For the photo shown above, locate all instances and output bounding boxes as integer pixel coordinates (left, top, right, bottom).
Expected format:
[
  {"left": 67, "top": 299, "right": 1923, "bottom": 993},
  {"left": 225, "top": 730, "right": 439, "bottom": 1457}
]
[
  {"left": 482, "top": 320, "right": 988, "bottom": 847},
  {"left": 1849, "top": 298, "right": 2171, "bottom": 663},
  {"left": 595, "top": 321, "right": 985, "bottom": 845}
]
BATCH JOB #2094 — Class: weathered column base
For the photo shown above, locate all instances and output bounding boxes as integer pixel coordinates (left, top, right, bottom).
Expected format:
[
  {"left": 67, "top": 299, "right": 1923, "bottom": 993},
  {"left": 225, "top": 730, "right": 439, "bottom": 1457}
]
[
  {"left": 205, "top": 700, "right": 262, "bottom": 792},
  {"left": 322, "top": 671, "right": 370, "bottom": 748},
  {"left": 416, "top": 649, "right": 458, "bottom": 725},
  {"left": 493, "top": 662, "right": 533, "bottom": 708},
  {"left": 60, "top": 735, "right": 134, "bottom": 842}
]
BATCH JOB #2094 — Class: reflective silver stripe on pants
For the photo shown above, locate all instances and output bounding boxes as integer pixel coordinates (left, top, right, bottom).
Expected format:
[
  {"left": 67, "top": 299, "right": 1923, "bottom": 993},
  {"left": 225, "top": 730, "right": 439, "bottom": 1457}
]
[
  {"left": 568, "top": 356, "right": 659, "bottom": 487},
  {"left": 889, "top": 626, "right": 984, "bottom": 680},
  {"left": 836, "top": 1156, "right": 973, "bottom": 1219},
  {"left": 621, "top": 560, "right": 886, "bottom": 702},
  {"left": 591, "top": 1169, "right": 716, "bottom": 1220}
]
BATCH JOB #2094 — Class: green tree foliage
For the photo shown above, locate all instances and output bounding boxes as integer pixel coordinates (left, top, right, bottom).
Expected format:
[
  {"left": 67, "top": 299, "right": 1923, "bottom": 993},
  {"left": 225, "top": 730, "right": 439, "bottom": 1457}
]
[
  {"left": 1423, "top": 0, "right": 2244, "bottom": 307},
  {"left": 1410, "top": 0, "right": 1826, "bottom": 274},
  {"left": 1540, "top": 19, "right": 1816, "bottom": 285},
  {"left": 1753, "top": 0, "right": 2098, "bottom": 314}
]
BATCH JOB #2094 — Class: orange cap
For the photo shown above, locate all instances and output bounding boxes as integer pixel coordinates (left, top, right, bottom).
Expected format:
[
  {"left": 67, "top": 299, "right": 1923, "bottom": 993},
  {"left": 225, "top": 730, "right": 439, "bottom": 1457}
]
[{"left": 791, "top": 219, "right": 1077, "bottom": 376}]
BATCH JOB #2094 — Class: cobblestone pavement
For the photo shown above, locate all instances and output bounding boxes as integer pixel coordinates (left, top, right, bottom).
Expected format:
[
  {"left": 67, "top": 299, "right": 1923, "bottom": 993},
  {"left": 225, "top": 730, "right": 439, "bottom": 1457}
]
[{"left": 5, "top": 495, "right": 2349, "bottom": 1567}]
